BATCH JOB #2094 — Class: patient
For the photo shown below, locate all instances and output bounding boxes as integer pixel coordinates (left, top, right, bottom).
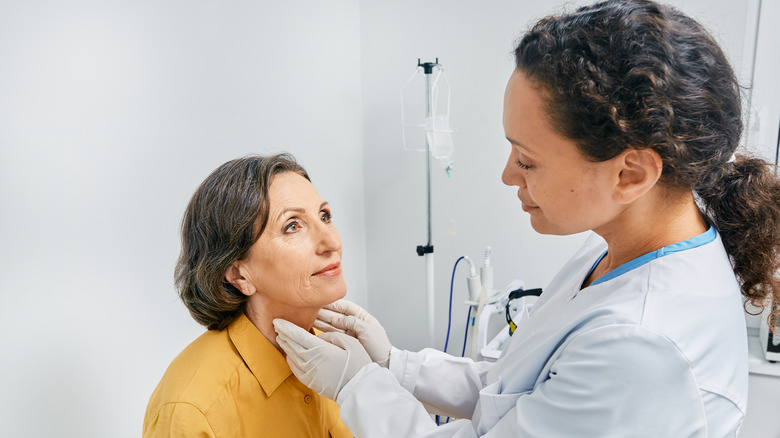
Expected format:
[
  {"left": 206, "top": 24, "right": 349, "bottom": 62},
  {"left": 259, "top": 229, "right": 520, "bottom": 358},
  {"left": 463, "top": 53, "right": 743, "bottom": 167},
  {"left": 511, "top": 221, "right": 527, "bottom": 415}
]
[{"left": 143, "top": 154, "right": 352, "bottom": 437}]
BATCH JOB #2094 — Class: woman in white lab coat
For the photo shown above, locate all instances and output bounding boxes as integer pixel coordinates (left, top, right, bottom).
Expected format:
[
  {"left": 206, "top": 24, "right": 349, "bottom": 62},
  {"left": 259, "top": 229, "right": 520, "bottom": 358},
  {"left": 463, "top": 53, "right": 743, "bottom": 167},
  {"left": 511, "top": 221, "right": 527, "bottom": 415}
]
[{"left": 273, "top": 0, "right": 780, "bottom": 436}]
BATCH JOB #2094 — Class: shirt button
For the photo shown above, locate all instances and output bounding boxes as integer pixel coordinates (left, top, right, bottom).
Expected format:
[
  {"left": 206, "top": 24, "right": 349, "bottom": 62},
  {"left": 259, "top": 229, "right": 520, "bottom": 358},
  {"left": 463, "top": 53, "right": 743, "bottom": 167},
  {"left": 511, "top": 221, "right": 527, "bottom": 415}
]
[{"left": 304, "top": 395, "right": 313, "bottom": 404}]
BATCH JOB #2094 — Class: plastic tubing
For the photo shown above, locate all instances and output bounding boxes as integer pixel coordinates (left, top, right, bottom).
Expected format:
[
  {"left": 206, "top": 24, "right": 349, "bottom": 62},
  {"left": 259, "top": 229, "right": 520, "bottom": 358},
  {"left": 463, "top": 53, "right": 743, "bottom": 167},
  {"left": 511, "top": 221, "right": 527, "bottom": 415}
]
[{"left": 443, "top": 256, "right": 466, "bottom": 354}]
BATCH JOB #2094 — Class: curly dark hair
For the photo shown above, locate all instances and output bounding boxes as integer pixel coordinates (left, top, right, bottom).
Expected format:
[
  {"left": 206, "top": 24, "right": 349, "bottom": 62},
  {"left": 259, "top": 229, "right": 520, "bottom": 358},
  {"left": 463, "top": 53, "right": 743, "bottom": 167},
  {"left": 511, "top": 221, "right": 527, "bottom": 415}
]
[
  {"left": 175, "top": 154, "right": 310, "bottom": 330},
  {"left": 514, "top": 0, "right": 780, "bottom": 324}
]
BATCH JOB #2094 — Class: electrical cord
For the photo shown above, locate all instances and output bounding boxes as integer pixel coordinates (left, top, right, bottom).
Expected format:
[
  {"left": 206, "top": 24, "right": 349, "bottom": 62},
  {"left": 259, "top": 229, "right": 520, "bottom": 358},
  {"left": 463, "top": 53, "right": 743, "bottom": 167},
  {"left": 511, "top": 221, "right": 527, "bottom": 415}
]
[
  {"left": 461, "top": 307, "right": 471, "bottom": 358},
  {"left": 438, "top": 255, "right": 468, "bottom": 426},
  {"left": 439, "top": 294, "right": 473, "bottom": 425},
  {"left": 443, "top": 256, "right": 465, "bottom": 354}
]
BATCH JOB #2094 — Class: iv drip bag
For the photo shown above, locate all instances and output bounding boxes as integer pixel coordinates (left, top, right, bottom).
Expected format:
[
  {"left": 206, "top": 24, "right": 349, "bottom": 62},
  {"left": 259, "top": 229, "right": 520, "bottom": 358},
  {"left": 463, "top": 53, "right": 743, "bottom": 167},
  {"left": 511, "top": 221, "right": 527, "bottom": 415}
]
[{"left": 401, "top": 64, "right": 454, "bottom": 171}]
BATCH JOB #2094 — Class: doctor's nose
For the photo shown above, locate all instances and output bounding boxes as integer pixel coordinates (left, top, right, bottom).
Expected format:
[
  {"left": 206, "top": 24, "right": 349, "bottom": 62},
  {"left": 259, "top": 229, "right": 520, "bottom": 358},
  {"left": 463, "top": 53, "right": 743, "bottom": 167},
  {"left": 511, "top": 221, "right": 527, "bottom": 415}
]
[{"left": 502, "top": 156, "right": 527, "bottom": 188}]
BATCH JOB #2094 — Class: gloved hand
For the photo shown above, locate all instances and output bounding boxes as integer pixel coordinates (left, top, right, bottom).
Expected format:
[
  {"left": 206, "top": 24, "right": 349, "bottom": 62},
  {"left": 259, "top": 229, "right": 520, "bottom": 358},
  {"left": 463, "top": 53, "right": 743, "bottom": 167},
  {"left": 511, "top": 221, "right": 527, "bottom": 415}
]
[
  {"left": 273, "top": 318, "right": 372, "bottom": 400},
  {"left": 313, "top": 299, "right": 392, "bottom": 368}
]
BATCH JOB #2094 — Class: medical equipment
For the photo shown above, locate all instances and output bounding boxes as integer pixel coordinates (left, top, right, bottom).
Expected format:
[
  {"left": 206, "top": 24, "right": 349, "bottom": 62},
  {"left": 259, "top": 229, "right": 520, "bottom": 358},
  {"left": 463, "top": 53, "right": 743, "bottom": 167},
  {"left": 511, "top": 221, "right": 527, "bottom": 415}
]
[
  {"left": 472, "top": 281, "right": 542, "bottom": 361},
  {"left": 464, "top": 256, "right": 480, "bottom": 301},
  {"left": 442, "top": 255, "right": 476, "bottom": 357},
  {"left": 758, "top": 301, "right": 780, "bottom": 362},
  {"left": 505, "top": 288, "right": 543, "bottom": 335},
  {"left": 401, "top": 59, "right": 455, "bottom": 175},
  {"left": 481, "top": 247, "right": 493, "bottom": 294},
  {"left": 402, "top": 59, "right": 455, "bottom": 346},
  {"left": 446, "top": 247, "right": 543, "bottom": 361},
  {"left": 468, "top": 249, "right": 492, "bottom": 359}
]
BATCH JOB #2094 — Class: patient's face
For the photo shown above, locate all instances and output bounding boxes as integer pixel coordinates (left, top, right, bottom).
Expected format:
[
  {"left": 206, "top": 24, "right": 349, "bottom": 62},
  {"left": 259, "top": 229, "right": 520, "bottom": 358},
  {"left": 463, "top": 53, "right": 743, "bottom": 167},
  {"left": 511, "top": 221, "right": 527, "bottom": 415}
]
[{"left": 241, "top": 172, "right": 346, "bottom": 312}]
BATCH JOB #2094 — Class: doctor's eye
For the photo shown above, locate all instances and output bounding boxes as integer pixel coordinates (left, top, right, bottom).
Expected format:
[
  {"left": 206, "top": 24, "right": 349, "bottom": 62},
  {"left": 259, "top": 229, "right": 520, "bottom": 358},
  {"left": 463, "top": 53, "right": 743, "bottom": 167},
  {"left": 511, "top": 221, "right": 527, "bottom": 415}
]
[
  {"left": 320, "top": 211, "right": 332, "bottom": 223},
  {"left": 515, "top": 159, "right": 533, "bottom": 170}
]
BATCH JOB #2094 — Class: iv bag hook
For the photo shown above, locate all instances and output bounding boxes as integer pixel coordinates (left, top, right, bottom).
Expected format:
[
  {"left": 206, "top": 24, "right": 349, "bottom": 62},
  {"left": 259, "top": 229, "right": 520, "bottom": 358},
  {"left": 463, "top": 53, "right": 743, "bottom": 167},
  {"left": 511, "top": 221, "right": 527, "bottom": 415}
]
[{"left": 418, "top": 58, "right": 440, "bottom": 74}]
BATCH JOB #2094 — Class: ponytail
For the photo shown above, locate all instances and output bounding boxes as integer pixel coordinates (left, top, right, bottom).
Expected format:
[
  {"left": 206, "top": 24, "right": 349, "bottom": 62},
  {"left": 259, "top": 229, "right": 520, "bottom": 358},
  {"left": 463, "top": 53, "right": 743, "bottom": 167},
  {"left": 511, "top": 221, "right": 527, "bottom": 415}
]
[{"left": 697, "top": 155, "right": 780, "bottom": 325}]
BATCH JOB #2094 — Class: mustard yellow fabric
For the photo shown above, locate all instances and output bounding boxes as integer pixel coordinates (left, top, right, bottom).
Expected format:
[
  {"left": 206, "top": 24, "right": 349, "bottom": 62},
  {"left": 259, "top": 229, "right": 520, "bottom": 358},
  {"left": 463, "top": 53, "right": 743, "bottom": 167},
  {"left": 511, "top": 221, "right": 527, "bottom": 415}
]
[{"left": 143, "top": 313, "right": 352, "bottom": 438}]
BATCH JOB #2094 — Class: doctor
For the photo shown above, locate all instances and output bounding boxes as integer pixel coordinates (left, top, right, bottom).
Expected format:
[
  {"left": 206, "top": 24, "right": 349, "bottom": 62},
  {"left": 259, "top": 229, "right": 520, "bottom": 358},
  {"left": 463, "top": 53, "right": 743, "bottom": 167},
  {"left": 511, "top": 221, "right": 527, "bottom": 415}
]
[{"left": 274, "top": 0, "right": 780, "bottom": 436}]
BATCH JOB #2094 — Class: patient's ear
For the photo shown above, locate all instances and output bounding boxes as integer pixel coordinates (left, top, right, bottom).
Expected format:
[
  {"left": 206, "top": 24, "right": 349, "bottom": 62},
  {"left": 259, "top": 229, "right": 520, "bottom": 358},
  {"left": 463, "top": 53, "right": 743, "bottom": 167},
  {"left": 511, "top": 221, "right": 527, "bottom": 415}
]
[
  {"left": 225, "top": 261, "right": 256, "bottom": 296},
  {"left": 612, "top": 148, "right": 663, "bottom": 204}
]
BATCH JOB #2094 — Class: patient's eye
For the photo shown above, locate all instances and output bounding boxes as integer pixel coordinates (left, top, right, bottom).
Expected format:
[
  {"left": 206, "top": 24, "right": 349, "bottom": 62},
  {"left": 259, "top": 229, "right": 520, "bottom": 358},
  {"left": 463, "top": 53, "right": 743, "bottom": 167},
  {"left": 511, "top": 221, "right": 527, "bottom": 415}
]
[{"left": 284, "top": 221, "right": 301, "bottom": 233}]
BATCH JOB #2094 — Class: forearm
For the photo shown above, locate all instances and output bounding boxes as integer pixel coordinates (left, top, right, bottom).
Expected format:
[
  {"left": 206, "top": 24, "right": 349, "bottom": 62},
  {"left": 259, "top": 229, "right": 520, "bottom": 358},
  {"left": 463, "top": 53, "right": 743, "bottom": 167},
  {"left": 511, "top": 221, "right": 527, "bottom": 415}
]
[
  {"left": 338, "top": 364, "right": 480, "bottom": 438},
  {"left": 389, "top": 347, "right": 492, "bottom": 419}
]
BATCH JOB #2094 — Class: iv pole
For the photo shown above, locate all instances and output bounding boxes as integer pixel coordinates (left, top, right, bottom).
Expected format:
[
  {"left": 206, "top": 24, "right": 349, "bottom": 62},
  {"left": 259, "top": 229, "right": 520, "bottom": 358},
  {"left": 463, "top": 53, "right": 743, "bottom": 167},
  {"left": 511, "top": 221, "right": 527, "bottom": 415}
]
[{"left": 415, "top": 59, "right": 438, "bottom": 347}]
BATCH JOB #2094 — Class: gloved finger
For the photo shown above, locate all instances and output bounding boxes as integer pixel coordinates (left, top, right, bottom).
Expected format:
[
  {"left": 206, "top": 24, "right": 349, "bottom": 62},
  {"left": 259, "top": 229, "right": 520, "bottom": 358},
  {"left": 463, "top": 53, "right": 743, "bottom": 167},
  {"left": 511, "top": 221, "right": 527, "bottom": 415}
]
[
  {"left": 333, "top": 315, "right": 374, "bottom": 342},
  {"left": 317, "top": 331, "right": 366, "bottom": 398},
  {"left": 279, "top": 335, "right": 335, "bottom": 377},
  {"left": 319, "top": 331, "right": 364, "bottom": 352},
  {"left": 317, "top": 308, "right": 353, "bottom": 330},
  {"left": 281, "top": 341, "right": 315, "bottom": 372},
  {"left": 327, "top": 299, "right": 383, "bottom": 326},
  {"left": 275, "top": 331, "right": 311, "bottom": 361},
  {"left": 286, "top": 354, "right": 307, "bottom": 379},
  {"left": 275, "top": 332, "right": 309, "bottom": 359},
  {"left": 312, "top": 318, "right": 346, "bottom": 334},
  {"left": 275, "top": 323, "right": 338, "bottom": 370},
  {"left": 273, "top": 319, "right": 324, "bottom": 350},
  {"left": 322, "top": 299, "right": 367, "bottom": 319},
  {"left": 317, "top": 331, "right": 349, "bottom": 347},
  {"left": 318, "top": 308, "right": 363, "bottom": 335},
  {"left": 285, "top": 352, "right": 327, "bottom": 397},
  {"left": 276, "top": 335, "right": 299, "bottom": 362},
  {"left": 280, "top": 337, "right": 331, "bottom": 368}
]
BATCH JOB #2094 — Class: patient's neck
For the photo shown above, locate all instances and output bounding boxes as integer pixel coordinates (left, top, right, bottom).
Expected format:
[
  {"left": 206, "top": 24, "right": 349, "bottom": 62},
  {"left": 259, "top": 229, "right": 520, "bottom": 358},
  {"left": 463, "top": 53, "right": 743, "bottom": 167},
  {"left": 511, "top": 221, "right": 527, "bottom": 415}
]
[{"left": 243, "top": 298, "right": 318, "bottom": 353}]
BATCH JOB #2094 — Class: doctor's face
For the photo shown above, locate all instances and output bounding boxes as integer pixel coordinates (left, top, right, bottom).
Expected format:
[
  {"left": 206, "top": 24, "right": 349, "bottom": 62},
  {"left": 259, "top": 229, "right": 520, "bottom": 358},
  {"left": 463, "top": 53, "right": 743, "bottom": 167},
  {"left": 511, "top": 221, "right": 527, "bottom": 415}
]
[
  {"left": 501, "top": 70, "right": 618, "bottom": 235},
  {"left": 239, "top": 172, "right": 346, "bottom": 312}
]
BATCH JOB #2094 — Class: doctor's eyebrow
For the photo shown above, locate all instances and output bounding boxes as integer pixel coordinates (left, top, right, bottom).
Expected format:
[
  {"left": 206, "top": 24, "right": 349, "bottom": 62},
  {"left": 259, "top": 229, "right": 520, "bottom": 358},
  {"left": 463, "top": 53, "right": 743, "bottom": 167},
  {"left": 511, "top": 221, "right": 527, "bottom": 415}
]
[
  {"left": 506, "top": 136, "right": 530, "bottom": 147},
  {"left": 506, "top": 136, "right": 536, "bottom": 153}
]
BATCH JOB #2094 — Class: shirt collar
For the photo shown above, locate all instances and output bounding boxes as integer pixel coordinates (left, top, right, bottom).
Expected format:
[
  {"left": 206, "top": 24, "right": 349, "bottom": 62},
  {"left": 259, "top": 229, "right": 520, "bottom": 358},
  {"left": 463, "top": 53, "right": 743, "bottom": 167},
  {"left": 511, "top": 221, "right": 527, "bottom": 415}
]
[
  {"left": 228, "top": 313, "right": 291, "bottom": 397},
  {"left": 587, "top": 226, "right": 717, "bottom": 288},
  {"left": 227, "top": 313, "right": 321, "bottom": 397}
]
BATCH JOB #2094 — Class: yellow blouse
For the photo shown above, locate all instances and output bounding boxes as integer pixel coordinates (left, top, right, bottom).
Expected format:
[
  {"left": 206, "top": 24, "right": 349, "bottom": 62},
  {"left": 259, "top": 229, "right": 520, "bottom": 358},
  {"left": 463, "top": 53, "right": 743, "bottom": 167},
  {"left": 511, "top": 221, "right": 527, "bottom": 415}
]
[{"left": 143, "top": 313, "right": 352, "bottom": 438}]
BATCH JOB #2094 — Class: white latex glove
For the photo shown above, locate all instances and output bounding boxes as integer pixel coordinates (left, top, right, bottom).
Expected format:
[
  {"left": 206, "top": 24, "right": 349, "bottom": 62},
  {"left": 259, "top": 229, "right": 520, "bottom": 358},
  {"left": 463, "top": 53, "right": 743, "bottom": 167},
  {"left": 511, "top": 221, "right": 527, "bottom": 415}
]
[
  {"left": 313, "top": 299, "right": 392, "bottom": 368},
  {"left": 273, "top": 318, "right": 371, "bottom": 400}
]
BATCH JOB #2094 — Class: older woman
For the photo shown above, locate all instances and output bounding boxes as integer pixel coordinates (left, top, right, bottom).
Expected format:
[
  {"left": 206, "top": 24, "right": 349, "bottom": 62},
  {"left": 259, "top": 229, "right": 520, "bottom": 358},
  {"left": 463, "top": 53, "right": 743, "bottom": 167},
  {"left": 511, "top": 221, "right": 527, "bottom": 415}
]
[{"left": 143, "top": 154, "right": 352, "bottom": 437}]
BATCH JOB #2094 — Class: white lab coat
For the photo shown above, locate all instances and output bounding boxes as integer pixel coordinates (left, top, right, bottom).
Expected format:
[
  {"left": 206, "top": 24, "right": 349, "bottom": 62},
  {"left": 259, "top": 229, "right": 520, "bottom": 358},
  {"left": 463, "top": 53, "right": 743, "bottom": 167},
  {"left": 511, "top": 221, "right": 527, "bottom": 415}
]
[{"left": 337, "top": 229, "right": 749, "bottom": 437}]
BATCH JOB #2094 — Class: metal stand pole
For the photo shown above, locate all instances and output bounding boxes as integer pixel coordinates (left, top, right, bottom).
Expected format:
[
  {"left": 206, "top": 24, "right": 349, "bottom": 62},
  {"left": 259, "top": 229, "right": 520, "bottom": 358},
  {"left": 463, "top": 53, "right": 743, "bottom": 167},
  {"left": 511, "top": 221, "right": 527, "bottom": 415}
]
[{"left": 415, "top": 58, "right": 439, "bottom": 347}]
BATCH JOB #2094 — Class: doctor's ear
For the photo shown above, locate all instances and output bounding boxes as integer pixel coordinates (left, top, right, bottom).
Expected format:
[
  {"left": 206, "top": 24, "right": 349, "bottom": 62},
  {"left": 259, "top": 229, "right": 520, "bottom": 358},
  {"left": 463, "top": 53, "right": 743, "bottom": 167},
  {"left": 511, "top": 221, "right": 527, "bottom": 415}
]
[
  {"left": 612, "top": 147, "right": 663, "bottom": 204},
  {"left": 225, "top": 262, "right": 256, "bottom": 296}
]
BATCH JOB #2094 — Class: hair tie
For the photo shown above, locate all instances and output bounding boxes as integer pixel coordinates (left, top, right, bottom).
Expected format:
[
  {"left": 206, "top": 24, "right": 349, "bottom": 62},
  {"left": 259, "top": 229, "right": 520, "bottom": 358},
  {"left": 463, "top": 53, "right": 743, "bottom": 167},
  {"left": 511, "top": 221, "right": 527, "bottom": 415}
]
[{"left": 727, "top": 154, "right": 737, "bottom": 164}]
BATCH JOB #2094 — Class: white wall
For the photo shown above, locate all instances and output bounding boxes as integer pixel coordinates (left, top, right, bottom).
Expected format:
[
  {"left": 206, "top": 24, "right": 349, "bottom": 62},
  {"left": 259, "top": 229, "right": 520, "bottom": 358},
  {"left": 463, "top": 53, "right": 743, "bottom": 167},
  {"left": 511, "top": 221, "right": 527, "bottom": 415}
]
[
  {"left": 359, "top": 0, "right": 750, "bottom": 354},
  {"left": 0, "top": 1, "right": 365, "bottom": 436},
  {"left": 0, "top": 0, "right": 768, "bottom": 436},
  {"left": 748, "top": 0, "right": 780, "bottom": 165}
]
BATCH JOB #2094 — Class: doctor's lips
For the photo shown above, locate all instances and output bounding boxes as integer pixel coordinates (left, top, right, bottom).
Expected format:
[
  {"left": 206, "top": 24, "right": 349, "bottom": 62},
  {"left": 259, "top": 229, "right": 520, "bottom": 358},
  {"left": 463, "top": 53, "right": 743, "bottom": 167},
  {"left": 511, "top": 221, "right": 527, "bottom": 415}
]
[
  {"left": 521, "top": 202, "right": 539, "bottom": 212},
  {"left": 313, "top": 262, "right": 342, "bottom": 277}
]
